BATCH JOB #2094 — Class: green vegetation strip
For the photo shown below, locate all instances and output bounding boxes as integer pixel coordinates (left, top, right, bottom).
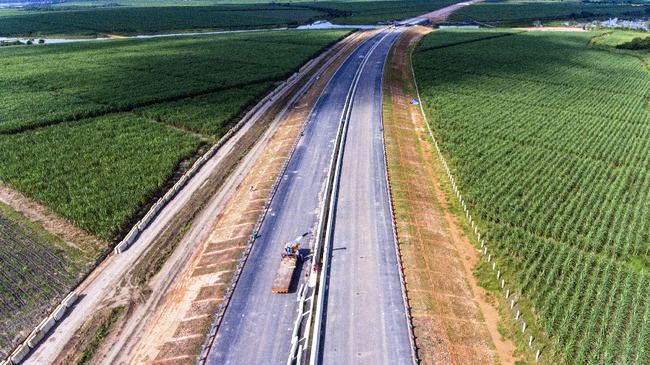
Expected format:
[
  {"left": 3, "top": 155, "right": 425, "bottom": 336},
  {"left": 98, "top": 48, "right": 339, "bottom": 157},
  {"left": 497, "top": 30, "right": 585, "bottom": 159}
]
[
  {"left": 134, "top": 82, "right": 272, "bottom": 136},
  {"left": 413, "top": 29, "right": 650, "bottom": 364},
  {"left": 0, "top": 0, "right": 469, "bottom": 38},
  {"left": 76, "top": 306, "right": 125, "bottom": 365},
  {"left": 307, "top": 0, "right": 461, "bottom": 25},
  {"left": 0, "top": 114, "right": 203, "bottom": 240},
  {"left": 416, "top": 29, "right": 517, "bottom": 51},
  {"left": 0, "top": 5, "right": 326, "bottom": 37},
  {"left": 590, "top": 30, "right": 650, "bottom": 49},
  {"left": 449, "top": 0, "right": 649, "bottom": 24},
  {"left": 0, "top": 30, "right": 348, "bottom": 238},
  {"left": 617, "top": 37, "right": 650, "bottom": 51},
  {"left": 0, "top": 30, "right": 346, "bottom": 133}
]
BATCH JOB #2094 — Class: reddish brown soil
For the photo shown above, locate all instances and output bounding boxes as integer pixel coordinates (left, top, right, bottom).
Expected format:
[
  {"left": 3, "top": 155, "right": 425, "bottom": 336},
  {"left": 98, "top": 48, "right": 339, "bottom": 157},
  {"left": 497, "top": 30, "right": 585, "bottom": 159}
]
[{"left": 383, "top": 26, "right": 519, "bottom": 365}]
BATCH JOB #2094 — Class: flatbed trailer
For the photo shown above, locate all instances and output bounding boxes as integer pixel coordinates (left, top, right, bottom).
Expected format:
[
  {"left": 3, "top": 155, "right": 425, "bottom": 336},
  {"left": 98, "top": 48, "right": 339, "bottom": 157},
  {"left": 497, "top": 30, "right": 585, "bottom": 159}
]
[{"left": 272, "top": 254, "right": 298, "bottom": 293}]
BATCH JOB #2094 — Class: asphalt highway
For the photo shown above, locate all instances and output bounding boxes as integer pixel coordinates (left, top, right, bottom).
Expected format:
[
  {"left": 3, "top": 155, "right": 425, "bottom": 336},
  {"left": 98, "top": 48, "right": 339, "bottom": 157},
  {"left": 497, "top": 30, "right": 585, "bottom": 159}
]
[
  {"left": 205, "top": 32, "right": 391, "bottom": 364},
  {"left": 318, "top": 30, "right": 414, "bottom": 364}
]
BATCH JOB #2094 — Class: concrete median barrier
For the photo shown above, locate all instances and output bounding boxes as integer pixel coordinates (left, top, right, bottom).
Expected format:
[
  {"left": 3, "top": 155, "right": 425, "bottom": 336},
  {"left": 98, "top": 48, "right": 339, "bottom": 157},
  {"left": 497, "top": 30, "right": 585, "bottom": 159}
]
[
  {"left": 26, "top": 330, "right": 44, "bottom": 349},
  {"left": 36, "top": 317, "right": 55, "bottom": 336},
  {"left": 51, "top": 304, "right": 67, "bottom": 321},
  {"left": 62, "top": 291, "right": 79, "bottom": 308},
  {"left": 9, "top": 345, "right": 29, "bottom": 365}
]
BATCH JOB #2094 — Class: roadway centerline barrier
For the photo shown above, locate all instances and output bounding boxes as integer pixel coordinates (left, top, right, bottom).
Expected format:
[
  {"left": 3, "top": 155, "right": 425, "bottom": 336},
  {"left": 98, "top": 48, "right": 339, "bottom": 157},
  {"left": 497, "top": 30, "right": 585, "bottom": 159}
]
[
  {"left": 307, "top": 29, "right": 394, "bottom": 365},
  {"left": 290, "top": 33, "right": 385, "bottom": 363},
  {"left": 195, "top": 31, "right": 368, "bottom": 365}
]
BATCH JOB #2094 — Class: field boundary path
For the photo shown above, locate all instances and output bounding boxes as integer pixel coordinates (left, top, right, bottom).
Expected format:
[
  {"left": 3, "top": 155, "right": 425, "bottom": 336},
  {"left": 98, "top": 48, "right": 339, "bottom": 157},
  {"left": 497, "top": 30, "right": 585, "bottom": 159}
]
[
  {"left": 0, "top": 184, "right": 105, "bottom": 254},
  {"left": 19, "top": 31, "right": 363, "bottom": 365},
  {"left": 382, "top": 26, "right": 519, "bottom": 364}
]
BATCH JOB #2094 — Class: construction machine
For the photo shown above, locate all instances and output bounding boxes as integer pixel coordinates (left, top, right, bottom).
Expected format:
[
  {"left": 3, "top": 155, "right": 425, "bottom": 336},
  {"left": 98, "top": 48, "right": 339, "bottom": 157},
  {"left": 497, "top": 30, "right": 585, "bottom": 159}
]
[{"left": 272, "top": 231, "right": 310, "bottom": 293}]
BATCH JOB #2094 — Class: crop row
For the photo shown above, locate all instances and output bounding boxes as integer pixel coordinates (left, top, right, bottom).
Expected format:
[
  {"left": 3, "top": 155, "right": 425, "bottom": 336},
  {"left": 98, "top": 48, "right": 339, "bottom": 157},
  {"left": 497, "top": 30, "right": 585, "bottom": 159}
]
[
  {"left": 134, "top": 82, "right": 272, "bottom": 136},
  {"left": 0, "top": 5, "right": 326, "bottom": 37},
  {"left": 0, "top": 212, "right": 81, "bottom": 358},
  {"left": 427, "top": 91, "right": 650, "bottom": 259},
  {"left": 449, "top": 0, "right": 649, "bottom": 23},
  {"left": 414, "top": 30, "right": 650, "bottom": 363},
  {"left": 0, "top": 30, "right": 348, "bottom": 133},
  {"left": 0, "top": 0, "right": 468, "bottom": 38},
  {"left": 0, "top": 31, "right": 348, "bottom": 241},
  {"left": 416, "top": 31, "right": 650, "bottom": 260},
  {"left": 494, "top": 226, "right": 650, "bottom": 364},
  {"left": 305, "top": 0, "right": 460, "bottom": 25},
  {"left": 0, "top": 114, "right": 202, "bottom": 240}
]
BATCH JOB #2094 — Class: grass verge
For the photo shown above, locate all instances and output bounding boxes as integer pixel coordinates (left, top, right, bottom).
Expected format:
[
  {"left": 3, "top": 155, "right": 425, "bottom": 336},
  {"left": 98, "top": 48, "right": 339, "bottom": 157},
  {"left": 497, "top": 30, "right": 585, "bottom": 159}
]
[{"left": 76, "top": 306, "right": 126, "bottom": 365}]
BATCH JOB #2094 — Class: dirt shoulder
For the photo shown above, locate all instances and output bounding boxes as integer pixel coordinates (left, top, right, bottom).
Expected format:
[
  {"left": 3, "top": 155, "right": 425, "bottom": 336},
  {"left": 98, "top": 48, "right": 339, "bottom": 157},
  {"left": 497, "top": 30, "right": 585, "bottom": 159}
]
[{"left": 383, "top": 26, "right": 519, "bottom": 365}]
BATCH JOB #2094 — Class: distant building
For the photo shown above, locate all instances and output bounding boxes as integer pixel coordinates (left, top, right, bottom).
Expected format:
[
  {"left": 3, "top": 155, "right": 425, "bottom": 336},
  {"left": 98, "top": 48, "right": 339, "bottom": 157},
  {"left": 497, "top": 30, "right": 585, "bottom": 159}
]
[{"left": 598, "top": 18, "right": 649, "bottom": 32}]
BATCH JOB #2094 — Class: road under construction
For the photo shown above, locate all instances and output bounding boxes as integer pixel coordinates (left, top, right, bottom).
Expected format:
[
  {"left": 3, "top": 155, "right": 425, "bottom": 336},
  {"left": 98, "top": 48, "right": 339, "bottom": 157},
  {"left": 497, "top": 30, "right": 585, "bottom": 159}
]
[
  {"left": 13, "top": 2, "right": 484, "bottom": 363},
  {"left": 202, "top": 28, "right": 414, "bottom": 365}
]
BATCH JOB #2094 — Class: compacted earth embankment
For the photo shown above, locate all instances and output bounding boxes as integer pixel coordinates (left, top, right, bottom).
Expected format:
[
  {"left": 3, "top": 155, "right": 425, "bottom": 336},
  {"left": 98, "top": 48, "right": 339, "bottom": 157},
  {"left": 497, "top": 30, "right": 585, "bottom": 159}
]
[{"left": 382, "top": 26, "right": 519, "bottom": 364}]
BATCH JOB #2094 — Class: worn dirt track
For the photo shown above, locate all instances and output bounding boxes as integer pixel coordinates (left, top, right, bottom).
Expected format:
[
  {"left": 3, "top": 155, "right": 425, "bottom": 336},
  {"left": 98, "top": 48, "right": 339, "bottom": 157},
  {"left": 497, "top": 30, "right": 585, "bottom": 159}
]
[{"left": 383, "top": 26, "right": 519, "bottom": 365}]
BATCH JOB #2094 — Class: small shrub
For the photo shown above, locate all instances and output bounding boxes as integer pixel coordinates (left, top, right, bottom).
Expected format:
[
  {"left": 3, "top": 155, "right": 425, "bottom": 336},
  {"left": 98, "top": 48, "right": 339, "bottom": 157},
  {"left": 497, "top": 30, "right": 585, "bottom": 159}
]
[{"left": 616, "top": 36, "right": 650, "bottom": 50}]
